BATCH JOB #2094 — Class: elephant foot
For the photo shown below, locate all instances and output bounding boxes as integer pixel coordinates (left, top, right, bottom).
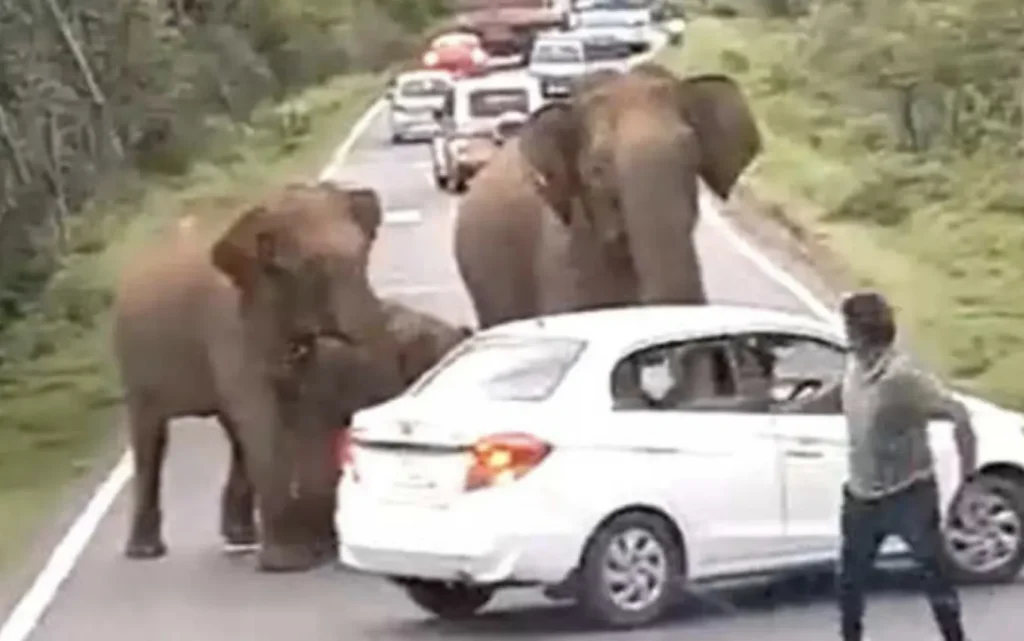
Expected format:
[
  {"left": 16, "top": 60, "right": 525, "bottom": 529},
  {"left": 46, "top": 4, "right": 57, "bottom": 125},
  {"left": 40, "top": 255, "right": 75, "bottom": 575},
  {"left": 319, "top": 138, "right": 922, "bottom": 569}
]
[
  {"left": 124, "top": 538, "right": 167, "bottom": 560},
  {"left": 221, "top": 523, "right": 258, "bottom": 555},
  {"left": 256, "top": 543, "right": 334, "bottom": 573},
  {"left": 222, "top": 540, "right": 259, "bottom": 555}
]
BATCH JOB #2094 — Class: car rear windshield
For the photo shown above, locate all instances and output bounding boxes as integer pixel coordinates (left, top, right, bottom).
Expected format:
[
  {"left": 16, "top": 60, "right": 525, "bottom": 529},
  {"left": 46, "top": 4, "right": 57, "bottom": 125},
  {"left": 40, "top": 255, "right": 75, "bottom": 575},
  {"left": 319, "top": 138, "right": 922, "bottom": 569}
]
[
  {"left": 468, "top": 88, "right": 531, "bottom": 117},
  {"left": 583, "top": 42, "right": 629, "bottom": 61},
  {"left": 410, "top": 335, "right": 586, "bottom": 402},
  {"left": 532, "top": 43, "right": 583, "bottom": 64},
  {"left": 400, "top": 77, "right": 451, "bottom": 98}
]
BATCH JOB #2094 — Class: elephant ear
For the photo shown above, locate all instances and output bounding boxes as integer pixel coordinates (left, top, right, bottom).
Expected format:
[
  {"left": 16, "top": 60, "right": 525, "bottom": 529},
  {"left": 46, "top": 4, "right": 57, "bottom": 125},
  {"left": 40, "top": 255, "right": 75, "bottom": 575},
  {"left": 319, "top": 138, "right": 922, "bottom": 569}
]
[
  {"left": 211, "top": 205, "right": 281, "bottom": 292},
  {"left": 517, "top": 100, "right": 582, "bottom": 226},
  {"left": 676, "top": 74, "right": 762, "bottom": 200},
  {"left": 320, "top": 182, "right": 382, "bottom": 242}
]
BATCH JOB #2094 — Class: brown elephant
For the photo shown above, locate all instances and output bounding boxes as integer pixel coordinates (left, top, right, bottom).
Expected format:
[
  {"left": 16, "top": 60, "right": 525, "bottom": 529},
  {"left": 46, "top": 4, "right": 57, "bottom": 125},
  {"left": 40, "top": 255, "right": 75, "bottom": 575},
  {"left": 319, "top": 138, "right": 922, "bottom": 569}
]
[
  {"left": 453, "top": 63, "right": 762, "bottom": 328},
  {"left": 382, "top": 299, "right": 472, "bottom": 385},
  {"left": 112, "top": 182, "right": 406, "bottom": 572}
]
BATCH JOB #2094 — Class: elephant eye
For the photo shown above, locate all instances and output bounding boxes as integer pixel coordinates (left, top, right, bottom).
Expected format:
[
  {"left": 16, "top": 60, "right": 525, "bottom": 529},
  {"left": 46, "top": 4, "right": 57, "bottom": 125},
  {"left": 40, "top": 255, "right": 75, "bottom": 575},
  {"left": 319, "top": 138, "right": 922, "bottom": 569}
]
[{"left": 286, "top": 333, "right": 316, "bottom": 363}]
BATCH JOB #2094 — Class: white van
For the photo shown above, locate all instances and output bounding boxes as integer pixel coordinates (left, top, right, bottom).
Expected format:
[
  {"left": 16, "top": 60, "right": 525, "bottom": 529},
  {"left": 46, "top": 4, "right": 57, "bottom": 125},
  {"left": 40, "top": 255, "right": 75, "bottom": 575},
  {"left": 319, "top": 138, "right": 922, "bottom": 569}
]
[{"left": 386, "top": 70, "right": 455, "bottom": 144}]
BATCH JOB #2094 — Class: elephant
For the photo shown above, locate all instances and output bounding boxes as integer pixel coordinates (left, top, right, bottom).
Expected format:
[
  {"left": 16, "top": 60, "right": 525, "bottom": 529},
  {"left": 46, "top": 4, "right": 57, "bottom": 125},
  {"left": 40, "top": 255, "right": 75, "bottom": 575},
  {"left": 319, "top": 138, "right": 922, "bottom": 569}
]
[
  {"left": 453, "top": 63, "right": 762, "bottom": 328},
  {"left": 382, "top": 299, "right": 473, "bottom": 385},
  {"left": 111, "top": 181, "right": 406, "bottom": 572}
]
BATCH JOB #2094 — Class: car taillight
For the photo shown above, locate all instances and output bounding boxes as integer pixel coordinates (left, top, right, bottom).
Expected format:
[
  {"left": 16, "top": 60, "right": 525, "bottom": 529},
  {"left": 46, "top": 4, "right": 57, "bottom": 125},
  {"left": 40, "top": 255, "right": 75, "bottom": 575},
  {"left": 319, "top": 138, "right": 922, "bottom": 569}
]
[
  {"left": 423, "top": 51, "right": 440, "bottom": 67},
  {"left": 336, "top": 429, "right": 360, "bottom": 483},
  {"left": 465, "top": 432, "right": 551, "bottom": 491}
]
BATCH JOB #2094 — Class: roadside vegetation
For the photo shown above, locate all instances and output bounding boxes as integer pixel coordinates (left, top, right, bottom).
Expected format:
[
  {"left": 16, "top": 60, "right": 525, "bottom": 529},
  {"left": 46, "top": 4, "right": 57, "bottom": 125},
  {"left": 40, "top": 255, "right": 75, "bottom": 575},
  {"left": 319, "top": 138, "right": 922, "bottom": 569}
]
[
  {"left": 667, "top": 0, "right": 1024, "bottom": 408},
  {"left": 0, "top": 0, "right": 448, "bottom": 570}
]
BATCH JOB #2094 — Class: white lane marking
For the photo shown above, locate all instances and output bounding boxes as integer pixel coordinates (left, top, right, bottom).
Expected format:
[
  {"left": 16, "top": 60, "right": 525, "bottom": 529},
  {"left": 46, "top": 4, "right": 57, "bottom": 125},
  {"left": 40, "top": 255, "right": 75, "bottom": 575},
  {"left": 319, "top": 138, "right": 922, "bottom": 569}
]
[
  {"left": 0, "top": 452, "right": 132, "bottom": 641},
  {"left": 699, "top": 189, "right": 840, "bottom": 325},
  {"left": 0, "top": 34, "right": 837, "bottom": 641},
  {"left": 377, "top": 285, "right": 454, "bottom": 296},
  {"left": 0, "top": 90, "right": 389, "bottom": 641},
  {"left": 318, "top": 99, "right": 386, "bottom": 183},
  {"left": 382, "top": 209, "right": 422, "bottom": 225}
]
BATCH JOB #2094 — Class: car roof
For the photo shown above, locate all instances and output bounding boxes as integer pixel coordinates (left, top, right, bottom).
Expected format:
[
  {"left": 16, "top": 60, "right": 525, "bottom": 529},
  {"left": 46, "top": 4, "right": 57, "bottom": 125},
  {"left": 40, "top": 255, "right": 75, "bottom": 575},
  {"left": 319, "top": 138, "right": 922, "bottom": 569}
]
[
  {"left": 431, "top": 32, "right": 481, "bottom": 48},
  {"left": 534, "top": 32, "right": 584, "bottom": 44},
  {"left": 454, "top": 73, "right": 537, "bottom": 93},
  {"left": 397, "top": 69, "right": 453, "bottom": 83},
  {"left": 475, "top": 305, "right": 841, "bottom": 348}
]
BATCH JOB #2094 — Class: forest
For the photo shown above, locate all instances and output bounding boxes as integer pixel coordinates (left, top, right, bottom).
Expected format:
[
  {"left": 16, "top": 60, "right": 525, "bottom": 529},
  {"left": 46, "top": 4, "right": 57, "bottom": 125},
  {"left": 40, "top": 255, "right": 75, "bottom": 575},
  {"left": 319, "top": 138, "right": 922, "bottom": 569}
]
[
  {"left": 678, "top": 0, "right": 1024, "bottom": 406},
  {"left": 0, "top": 0, "right": 447, "bottom": 336},
  {"left": 0, "top": 0, "right": 447, "bottom": 568}
]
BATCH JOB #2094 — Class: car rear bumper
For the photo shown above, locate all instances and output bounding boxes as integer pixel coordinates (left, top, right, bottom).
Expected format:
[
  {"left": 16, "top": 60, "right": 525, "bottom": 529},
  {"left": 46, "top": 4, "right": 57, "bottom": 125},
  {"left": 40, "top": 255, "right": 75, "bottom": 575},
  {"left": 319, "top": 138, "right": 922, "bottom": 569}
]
[
  {"left": 390, "top": 119, "right": 440, "bottom": 140},
  {"left": 337, "top": 485, "right": 583, "bottom": 585}
]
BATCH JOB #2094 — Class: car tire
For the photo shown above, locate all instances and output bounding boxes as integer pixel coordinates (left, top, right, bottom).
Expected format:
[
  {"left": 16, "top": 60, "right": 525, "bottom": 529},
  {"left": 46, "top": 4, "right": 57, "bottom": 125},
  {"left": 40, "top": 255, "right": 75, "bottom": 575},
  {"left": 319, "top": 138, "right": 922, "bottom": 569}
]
[
  {"left": 942, "top": 473, "right": 1024, "bottom": 584},
  {"left": 575, "top": 511, "right": 683, "bottom": 629},
  {"left": 434, "top": 171, "right": 448, "bottom": 191},
  {"left": 402, "top": 580, "right": 495, "bottom": 619}
]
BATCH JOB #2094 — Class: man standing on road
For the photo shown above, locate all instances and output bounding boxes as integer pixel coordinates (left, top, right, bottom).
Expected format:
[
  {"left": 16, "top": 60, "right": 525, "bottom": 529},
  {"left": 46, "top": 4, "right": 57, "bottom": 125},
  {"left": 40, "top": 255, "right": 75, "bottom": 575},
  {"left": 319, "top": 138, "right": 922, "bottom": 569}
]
[{"left": 837, "top": 291, "right": 977, "bottom": 641}]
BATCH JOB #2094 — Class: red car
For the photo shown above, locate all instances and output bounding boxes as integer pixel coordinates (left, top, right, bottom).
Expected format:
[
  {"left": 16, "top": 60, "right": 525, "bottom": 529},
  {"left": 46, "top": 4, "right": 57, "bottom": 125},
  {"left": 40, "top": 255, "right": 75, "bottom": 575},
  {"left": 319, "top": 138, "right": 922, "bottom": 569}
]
[{"left": 422, "top": 32, "right": 489, "bottom": 77}]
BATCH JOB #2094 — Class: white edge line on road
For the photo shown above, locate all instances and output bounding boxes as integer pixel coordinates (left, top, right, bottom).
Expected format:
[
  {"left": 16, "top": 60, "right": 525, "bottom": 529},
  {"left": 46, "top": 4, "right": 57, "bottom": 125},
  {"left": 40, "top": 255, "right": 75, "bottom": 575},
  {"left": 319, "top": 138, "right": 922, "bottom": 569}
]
[
  {"left": 0, "top": 46, "right": 843, "bottom": 641},
  {"left": 382, "top": 209, "right": 423, "bottom": 225},
  {"left": 0, "top": 95, "right": 388, "bottom": 641}
]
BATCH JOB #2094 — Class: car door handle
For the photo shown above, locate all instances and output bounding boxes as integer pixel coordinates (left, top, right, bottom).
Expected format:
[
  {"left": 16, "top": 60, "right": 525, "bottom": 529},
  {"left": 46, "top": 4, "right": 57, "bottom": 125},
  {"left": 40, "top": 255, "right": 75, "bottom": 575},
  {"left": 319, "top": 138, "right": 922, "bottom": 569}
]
[{"left": 785, "top": 449, "right": 824, "bottom": 459}]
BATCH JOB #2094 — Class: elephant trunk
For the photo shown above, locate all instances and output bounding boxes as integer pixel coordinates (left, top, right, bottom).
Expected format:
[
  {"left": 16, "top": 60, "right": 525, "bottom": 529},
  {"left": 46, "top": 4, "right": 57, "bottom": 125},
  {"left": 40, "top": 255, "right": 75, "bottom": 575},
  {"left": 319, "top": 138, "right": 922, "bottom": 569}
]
[
  {"left": 328, "top": 286, "right": 406, "bottom": 401},
  {"left": 616, "top": 119, "right": 707, "bottom": 305}
]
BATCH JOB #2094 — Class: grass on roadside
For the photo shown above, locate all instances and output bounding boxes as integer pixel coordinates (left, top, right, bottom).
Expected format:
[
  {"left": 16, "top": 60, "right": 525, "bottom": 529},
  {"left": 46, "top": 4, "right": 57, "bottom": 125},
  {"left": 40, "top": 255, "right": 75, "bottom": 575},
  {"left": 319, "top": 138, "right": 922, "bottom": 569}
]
[
  {"left": 659, "top": 17, "right": 1024, "bottom": 410},
  {"left": 0, "top": 72, "right": 386, "bottom": 571}
]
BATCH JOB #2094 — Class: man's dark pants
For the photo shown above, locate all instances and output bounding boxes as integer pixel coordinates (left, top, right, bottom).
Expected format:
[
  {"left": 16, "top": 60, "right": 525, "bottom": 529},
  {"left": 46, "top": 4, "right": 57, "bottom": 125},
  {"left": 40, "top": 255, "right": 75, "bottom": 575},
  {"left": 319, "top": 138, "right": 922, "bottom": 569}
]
[{"left": 837, "top": 477, "right": 965, "bottom": 641}]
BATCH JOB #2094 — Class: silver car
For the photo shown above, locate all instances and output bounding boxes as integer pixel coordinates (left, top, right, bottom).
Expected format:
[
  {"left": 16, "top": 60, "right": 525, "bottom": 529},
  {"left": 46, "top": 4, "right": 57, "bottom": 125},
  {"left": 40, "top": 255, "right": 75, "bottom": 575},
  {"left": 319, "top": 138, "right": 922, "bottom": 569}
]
[
  {"left": 528, "top": 33, "right": 587, "bottom": 99},
  {"left": 386, "top": 70, "right": 455, "bottom": 144},
  {"left": 569, "top": 5, "right": 653, "bottom": 54}
]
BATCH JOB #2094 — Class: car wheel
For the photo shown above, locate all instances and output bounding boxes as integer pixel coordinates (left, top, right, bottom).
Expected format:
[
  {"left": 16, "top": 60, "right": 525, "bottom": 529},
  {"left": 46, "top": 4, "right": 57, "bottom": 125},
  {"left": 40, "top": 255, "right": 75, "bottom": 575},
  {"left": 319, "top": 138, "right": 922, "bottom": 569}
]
[
  {"left": 942, "top": 473, "right": 1024, "bottom": 584},
  {"left": 402, "top": 580, "right": 495, "bottom": 619},
  {"left": 576, "top": 511, "right": 682, "bottom": 628}
]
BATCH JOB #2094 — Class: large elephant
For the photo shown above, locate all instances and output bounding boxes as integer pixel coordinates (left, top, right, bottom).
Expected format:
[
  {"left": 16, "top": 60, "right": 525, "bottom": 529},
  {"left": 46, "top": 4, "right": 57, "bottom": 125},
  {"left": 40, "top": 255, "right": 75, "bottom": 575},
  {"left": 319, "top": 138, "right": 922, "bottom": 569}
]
[
  {"left": 112, "top": 182, "right": 406, "bottom": 572},
  {"left": 453, "top": 64, "right": 762, "bottom": 328}
]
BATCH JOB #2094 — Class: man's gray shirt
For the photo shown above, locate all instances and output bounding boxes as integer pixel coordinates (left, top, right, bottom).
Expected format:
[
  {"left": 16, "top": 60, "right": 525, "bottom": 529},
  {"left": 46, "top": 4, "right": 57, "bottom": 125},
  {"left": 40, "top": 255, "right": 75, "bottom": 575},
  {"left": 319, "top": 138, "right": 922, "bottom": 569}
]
[{"left": 841, "top": 349, "right": 951, "bottom": 499}]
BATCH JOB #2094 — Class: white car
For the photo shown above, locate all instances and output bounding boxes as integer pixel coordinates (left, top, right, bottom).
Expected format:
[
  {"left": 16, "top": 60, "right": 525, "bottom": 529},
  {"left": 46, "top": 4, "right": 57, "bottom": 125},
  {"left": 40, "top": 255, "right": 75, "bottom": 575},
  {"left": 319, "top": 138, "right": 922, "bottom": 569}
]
[
  {"left": 528, "top": 33, "right": 587, "bottom": 99},
  {"left": 429, "top": 74, "right": 543, "bottom": 192},
  {"left": 386, "top": 70, "right": 454, "bottom": 144},
  {"left": 337, "top": 305, "right": 1024, "bottom": 628}
]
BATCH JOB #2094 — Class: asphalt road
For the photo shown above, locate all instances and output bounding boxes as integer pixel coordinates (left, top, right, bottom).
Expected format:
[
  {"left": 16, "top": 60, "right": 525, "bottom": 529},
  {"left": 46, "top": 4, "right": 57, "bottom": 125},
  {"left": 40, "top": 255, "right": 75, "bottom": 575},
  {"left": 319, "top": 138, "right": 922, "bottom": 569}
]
[{"left": 5, "top": 46, "right": 1024, "bottom": 641}]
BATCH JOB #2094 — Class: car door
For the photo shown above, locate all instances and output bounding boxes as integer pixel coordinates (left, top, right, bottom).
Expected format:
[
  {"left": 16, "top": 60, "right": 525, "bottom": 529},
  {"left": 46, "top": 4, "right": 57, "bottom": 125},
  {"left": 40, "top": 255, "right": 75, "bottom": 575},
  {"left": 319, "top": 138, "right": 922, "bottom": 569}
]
[
  {"left": 732, "top": 332, "right": 850, "bottom": 558},
  {"left": 602, "top": 337, "right": 788, "bottom": 576}
]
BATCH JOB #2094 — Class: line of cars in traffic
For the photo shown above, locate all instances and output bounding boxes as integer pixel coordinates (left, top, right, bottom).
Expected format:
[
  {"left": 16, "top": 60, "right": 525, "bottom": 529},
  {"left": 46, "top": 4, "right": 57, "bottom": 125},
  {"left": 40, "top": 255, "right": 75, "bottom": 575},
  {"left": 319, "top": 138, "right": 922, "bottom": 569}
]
[{"left": 386, "top": 0, "right": 686, "bottom": 195}]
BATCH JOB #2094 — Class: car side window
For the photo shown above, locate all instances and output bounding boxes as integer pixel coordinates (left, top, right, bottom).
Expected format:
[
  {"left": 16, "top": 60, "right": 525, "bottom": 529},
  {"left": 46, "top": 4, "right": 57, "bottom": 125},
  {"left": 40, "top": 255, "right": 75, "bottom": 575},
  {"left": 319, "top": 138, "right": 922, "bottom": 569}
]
[
  {"left": 732, "top": 333, "right": 846, "bottom": 415},
  {"left": 611, "top": 339, "right": 765, "bottom": 412}
]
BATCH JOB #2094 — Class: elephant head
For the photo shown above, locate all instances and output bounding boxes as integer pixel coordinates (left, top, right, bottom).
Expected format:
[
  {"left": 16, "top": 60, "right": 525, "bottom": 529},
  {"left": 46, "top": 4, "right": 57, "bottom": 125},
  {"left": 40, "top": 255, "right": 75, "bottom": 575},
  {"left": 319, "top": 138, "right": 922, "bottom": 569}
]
[
  {"left": 211, "top": 181, "right": 405, "bottom": 413},
  {"left": 517, "top": 64, "right": 762, "bottom": 304}
]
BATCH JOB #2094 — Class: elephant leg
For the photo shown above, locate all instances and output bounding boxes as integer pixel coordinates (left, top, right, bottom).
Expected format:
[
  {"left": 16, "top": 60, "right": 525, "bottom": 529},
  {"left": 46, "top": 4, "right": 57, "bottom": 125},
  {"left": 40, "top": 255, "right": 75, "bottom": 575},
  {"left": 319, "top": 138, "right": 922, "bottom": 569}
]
[
  {"left": 218, "top": 413, "right": 257, "bottom": 552},
  {"left": 255, "top": 489, "right": 327, "bottom": 573},
  {"left": 676, "top": 240, "right": 708, "bottom": 304},
  {"left": 124, "top": 397, "right": 169, "bottom": 559}
]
